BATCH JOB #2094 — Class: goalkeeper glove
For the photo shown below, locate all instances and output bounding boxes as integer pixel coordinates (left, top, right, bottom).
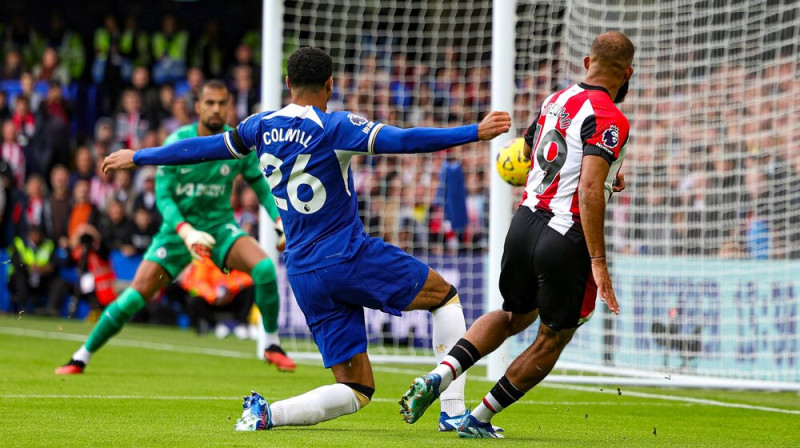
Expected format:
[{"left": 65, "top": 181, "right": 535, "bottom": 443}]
[
  {"left": 275, "top": 217, "right": 286, "bottom": 252},
  {"left": 177, "top": 222, "right": 216, "bottom": 260}
]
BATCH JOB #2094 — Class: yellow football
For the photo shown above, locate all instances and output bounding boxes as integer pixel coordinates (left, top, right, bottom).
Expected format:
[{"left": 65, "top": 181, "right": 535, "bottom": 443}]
[{"left": 495, "top": 137, "right": 531, "bottom": 186}]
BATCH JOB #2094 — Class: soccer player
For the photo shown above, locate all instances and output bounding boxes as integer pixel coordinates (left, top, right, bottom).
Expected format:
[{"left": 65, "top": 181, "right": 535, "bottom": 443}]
[
  {"left": 56, "top": 80, "right": 296, "bottom": 374},
  {"left": 101, "top": 47, "right": 511, "bottom": 431},
  {"left": 400, "top": 31, "right": 634, "bottom": 438}
]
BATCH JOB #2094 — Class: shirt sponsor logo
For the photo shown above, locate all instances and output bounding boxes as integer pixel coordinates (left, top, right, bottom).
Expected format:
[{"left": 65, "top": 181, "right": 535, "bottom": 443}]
[{"left": 176, "top": 182, "right": 226, "bottom": 198}]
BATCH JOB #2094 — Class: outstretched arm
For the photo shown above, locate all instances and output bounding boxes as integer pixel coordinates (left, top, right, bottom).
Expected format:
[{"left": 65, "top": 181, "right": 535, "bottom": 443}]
[
  {"left": 372, "top": 111, "right": 510, "bottom": 154},
  {"left": 102, "top": 134, "right": 233, "bottom": 174}
]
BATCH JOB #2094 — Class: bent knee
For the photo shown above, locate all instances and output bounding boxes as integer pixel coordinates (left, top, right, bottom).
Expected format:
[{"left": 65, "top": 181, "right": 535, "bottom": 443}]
[{"left": 342, "top": 382, "right": 375, "bottom": 409}]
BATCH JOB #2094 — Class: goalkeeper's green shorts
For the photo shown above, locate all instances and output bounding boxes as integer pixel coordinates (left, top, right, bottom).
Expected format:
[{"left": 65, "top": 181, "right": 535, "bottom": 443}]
[{"left": 143, "top": 221, "right": 249, "bottom": 279}]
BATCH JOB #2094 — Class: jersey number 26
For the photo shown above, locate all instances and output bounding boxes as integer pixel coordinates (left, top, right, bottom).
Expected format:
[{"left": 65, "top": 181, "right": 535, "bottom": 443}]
[{"left": 260, "top": 153, "right": 327, "bottom": 214}]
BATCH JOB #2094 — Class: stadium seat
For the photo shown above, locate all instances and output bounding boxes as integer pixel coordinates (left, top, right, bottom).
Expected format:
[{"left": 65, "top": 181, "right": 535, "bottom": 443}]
[{"left": 110, "top": 250, "right": 143, "bottom": 282}]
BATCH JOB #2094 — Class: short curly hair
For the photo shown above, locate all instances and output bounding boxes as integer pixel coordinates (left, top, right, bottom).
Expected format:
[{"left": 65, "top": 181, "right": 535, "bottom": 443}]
[{"left": 287, "top": 47, "right": 333, "bottom": 89}]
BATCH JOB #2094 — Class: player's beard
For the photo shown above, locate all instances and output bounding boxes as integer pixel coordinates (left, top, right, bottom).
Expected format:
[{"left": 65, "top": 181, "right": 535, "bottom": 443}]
[
  {"left": 204, "top": 117, "right": 225, "bottom": 133},
  {"left": 614, "top": 80, "right": 630, "bottom": 104}
]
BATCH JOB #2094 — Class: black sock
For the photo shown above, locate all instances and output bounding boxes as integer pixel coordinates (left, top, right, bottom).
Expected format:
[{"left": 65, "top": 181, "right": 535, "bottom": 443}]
[{"left": 448, "top": 338, "right": 482, "bottom": 372}]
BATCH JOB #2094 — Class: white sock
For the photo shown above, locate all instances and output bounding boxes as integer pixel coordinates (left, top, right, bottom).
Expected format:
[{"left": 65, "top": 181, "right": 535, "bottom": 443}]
[
  {"left": 72, "top": 346, "right": 92, "bottom": 364},
  {"left": 431, "top": 354, "right": 462, "bottom": 389},
  {"left": 472, "top": 401, "right": 498, "bottom": 423},
  {"left": 270, "top": 383, "right": 360, "bottom": 427},
  {"left": 431, "top": 302, "right": 466, "bottom": 417},
  {"left": 264, "top": 331, "right": 281, "bottom": 347}
]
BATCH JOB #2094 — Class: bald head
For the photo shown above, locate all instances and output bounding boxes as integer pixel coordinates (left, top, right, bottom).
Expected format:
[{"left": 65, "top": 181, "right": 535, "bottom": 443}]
[{"left": 589, "top": 31, "right": 635, "bottom": 72}]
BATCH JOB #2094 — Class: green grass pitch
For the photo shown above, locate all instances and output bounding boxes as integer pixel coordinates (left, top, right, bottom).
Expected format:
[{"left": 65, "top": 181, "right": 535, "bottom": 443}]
[{"left": 1, "top": 315, "right": 798, "bottom": 447}]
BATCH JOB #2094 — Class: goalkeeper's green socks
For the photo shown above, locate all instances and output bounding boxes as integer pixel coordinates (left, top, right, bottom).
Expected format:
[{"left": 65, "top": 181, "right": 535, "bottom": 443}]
[
  {"left": 252, "top": 258, "right": 280, "bottom": 338},
  {"left": 77, "top": 288, "right": 147, "bottom": 360}
]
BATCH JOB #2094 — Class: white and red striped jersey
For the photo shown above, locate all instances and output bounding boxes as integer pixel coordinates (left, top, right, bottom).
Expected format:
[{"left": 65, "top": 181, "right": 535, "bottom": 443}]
[{"left": 521, "top": 82, "right": 629, "bottom": 238}]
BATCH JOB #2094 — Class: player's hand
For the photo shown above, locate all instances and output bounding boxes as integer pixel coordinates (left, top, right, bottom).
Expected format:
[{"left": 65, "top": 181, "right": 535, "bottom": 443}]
[
  {"left": 612, "top": 173, "right": 626, "bottom": 193},
  {"left": 176, "top": 222, "right": 216, "bottom": 260},
  {"left": 591, "top": 258, "right": 619, "bottom": 315},
  {"left": 102, "top": 149, "right": 136, "bottom": 175},
  {"left": 274, "top": 217, "right": 286, "bottom": 252},
  {"left": 477, "top": 111, "right": 512, "bottom": 141}
]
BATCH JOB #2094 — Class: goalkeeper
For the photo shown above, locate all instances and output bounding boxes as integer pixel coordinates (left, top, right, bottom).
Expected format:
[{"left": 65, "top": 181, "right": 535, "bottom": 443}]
[{"left": 56, "top": 80, "right": 296, "bottom": 374}]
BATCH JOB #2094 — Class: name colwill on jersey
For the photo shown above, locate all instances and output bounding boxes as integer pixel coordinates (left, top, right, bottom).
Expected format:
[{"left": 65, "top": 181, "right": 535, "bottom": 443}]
[{"left": 262, "top": 128, "right": 314, "bottom": 148}]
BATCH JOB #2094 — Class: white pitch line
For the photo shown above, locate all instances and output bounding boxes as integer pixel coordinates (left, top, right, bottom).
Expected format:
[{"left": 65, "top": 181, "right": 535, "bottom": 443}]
[
  {"left": 0, "top": 394, "right": 678, "bottom": 407},
  {"left": 543, "top": 383, "right": 800, "bottom": 415},
  {"left": 3, "top": 325, "right": 799, "bottom": 415}
]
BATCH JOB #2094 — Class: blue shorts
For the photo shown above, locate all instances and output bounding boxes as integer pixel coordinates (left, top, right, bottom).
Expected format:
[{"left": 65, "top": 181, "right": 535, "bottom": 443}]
[{"left": 288, "top": 237, "right": 430, "bottom": 368}]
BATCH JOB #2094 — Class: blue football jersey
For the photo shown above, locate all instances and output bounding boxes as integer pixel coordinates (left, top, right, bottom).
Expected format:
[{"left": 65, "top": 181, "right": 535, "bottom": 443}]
[{"left": 223, "top": 104, "right": 385, "bottom": 274}]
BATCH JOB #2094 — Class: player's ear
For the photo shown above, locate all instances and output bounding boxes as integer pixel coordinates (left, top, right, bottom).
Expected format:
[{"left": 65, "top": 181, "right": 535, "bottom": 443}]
[
  {"left": 285, "top": 76, "right": 292, "bottom": 90},
  {"left": 325, "top": 76, "right": 333, "bottom": 96},
  {"left": 584, "top": 56, "right": 590, "bottom": 70}
]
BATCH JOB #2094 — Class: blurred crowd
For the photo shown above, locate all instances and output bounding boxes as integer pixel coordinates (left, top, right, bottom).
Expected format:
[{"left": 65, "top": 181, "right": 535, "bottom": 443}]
[{"left": 1, "top": 9, "right": 799, "bottom": 320}]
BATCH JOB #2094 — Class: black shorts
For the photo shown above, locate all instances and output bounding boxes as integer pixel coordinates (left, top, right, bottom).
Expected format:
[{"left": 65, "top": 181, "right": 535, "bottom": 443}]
[{"left": 498, "top": 207, "right": 597, "bottom": 330}]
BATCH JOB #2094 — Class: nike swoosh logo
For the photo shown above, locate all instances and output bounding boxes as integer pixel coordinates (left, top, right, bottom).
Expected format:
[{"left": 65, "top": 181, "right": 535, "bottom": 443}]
[{"left": 180, "top": 168, "right": 192, "bottom": 174}]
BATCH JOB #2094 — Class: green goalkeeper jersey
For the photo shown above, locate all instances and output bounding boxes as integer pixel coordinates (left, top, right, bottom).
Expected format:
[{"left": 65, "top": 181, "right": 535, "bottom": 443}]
[{"left": 155, "top": 123, "right": 279, "bottom": 232}]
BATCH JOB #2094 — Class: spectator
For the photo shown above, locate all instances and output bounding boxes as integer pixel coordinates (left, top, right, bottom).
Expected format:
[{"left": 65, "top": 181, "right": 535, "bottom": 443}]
[
  {"left": 17, "top": 174, "right": 46, "bottom": 233},
  {"left": 132, "top": 167, "right": 160, "bottom": 224},
  {"left": 130, "top": 206, "right": 158, "bottom": 255},
  {"left": 1, "top": 120, "right": 25, "bottom": 190},
  {"left": 437, "top": 151, "right": 468, "bottom": 249},
  {"left": 41, "top": 12, "right": 85, "bottom": 81},
  {"left": 151, "top": 14, "right": 189, "bottom": 85},
  {"left": 92, "top": 117, "right": 121, "bottom": 159},
  {"left": 120, "top": 14, "right": 151, "bottom": 73},
  {"left": 1, "top": 47, "right": 25, "bottom": 80},
  {"left": 227, "top": 42, "right": 259, "bottom": 89},
  {"left": 5, "top": 14, "right": 39, "bottom": 69},
  {"left": 89, "top": 159, "right": 115, "bottom": 211},
  {"left": 0, "top": 91, "right": 11, "bottom": 122},
  {"left": 389, "top": 52, "right": 412, "bottom": 109},
  {"left": 112, "top": 169, "right": 137, "bottom": 215},
  {"left": 235, "top": 187, "right": 259, "bottom": 238},
  {"left": 69, "top": 145, "right": 94, "bottom": 189},
  {"left": 231, "top": 65, "right": 257, "bottom": 121},
  {"left": 7, "top": 224, "right": 61, "bottom": 315},
  {"left": 192, "top": 19, "right": 226, "bottom": 79},
  {"left": 182, "top": 66, "right": 205, "bottom": 119},
  {"left": 152, "top": 83, "right": 176, "bottom": 129},
  {"left": 67, "top": 180, "right": 99, "bottom": 241},
  {"left": 32, "top": 47, "right": 71, "bottom": 87},
  {"left": 18, "top": 72, "right": 43, "bottom": 112},
  {"left": 42, "top": 164, "right": 71, "bottom": 249},
  {"left": 0, "top": 160, "right": 13, "bottom": 249},
  {"left": 69, "top": 218, "right": 117, "bottom": 309},
  {"left": 34, "top": 81, "right": 72, "bottom": 174},
  {"left": 92, "top": 14, "right": 126, "bottom": 114},
  {"left": 129, "top": 66, "right": 159, "bottom": 123},
  {"left": 11, "top": 95, "right": 36, "bottom": 148},
  {"left": 100, "top": 199, "right": 135, "bottom": 255},
  {"left": 162, "top": 96, "right": 191, "bottom": 134},
  {"left": 115, "top": 89, "right": 149, "bottom": 149}
]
